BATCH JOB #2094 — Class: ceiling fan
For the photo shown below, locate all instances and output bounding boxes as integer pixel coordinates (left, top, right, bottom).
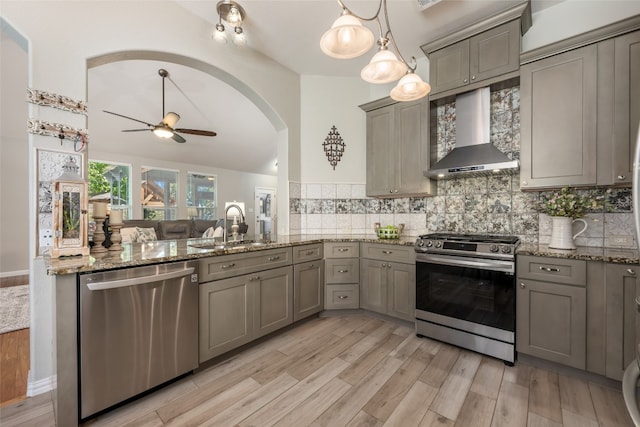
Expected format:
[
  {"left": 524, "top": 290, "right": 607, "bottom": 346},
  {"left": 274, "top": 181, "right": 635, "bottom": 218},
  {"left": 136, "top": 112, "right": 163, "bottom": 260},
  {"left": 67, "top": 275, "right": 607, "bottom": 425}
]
[{"left": 103, "top": 69, "right": 217, "bottom": 143}]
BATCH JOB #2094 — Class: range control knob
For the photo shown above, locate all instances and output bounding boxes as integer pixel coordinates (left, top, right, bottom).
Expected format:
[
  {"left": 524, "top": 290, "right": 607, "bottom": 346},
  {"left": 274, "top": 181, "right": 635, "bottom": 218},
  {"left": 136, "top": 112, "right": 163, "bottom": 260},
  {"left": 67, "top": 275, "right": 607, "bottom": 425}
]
[
  {"left": 434, "top": 241, "right": 442, "bottom": 248},
  {"left": 501, "top": 246, "right": 512, "bottom": 254},
  {"left": 416, "top": 239, "right": 425, "bottom": 247},
  {"left": 489, "top": 244, "right": 499, "bottom": 253},
  {"left": 426, "top": 240, "right": 433, "bottom": 247}
]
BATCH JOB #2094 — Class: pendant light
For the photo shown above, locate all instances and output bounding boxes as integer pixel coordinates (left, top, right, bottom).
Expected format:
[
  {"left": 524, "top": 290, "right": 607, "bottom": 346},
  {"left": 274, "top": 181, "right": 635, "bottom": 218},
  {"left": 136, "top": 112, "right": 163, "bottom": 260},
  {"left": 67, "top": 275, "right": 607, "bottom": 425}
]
[{"left": 321, "top": 0, "right": 430, "bottom": 102}]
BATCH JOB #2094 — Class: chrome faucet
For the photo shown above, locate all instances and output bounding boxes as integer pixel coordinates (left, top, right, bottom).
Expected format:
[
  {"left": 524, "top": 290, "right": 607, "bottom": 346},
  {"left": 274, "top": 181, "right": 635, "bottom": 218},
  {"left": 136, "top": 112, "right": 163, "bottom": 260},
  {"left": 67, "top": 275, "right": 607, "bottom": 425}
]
[{"left": 223, "top": 204, "right": 245, "bottom": 243}]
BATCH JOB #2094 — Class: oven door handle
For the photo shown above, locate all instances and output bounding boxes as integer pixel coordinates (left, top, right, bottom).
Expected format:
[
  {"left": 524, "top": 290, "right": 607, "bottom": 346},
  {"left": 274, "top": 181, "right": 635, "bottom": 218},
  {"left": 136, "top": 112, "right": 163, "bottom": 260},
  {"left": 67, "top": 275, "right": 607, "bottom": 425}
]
[{"left": 416, "top": 253, "right": 514, "bottom": 273}]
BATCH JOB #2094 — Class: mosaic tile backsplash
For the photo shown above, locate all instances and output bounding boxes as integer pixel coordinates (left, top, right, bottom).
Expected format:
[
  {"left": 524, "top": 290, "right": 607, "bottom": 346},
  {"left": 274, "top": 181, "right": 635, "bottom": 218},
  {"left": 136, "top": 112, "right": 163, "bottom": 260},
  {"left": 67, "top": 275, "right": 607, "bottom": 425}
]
[{"left": 289, "top": 86, "right": 636, "bottom": 249}]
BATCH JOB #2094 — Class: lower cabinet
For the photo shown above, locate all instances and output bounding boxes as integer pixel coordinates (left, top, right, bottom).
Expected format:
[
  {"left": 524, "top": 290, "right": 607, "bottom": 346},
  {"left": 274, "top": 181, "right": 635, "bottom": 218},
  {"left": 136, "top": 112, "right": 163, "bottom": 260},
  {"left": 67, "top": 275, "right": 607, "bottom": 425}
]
[
  {"left": 360, "top": 243, "right": 416, "bottom": 322},
  {"left": 324, "top": 242, "right": 360, "bottom": 310},
  {"left": 516, "top": 256, "right": 587, "bottom": 369},
  {"left": 293, "top": 260, "right": 324, "bottom": 322},
  {"left": 605, "top": 263, "right": 640, "bottom": 380},
  {"left": 199, "top": 265, "right": 293, "bottom": 362}
]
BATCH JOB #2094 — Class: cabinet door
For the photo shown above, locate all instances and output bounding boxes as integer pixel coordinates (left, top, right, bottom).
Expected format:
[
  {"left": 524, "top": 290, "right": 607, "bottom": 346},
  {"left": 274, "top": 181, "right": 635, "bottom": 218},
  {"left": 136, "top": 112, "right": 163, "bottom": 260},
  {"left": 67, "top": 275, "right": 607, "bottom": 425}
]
[
  {"left": 254, "top": 266, "right": 293, "bottom": 338},
  {"left": 520, "top": 44, "right": 598, "bottom": 189},
  {"left": 294, "top": 260, "right": 324, "bottom": 322},
  {"left": 469, "top": 19, "right": 520, "bottom": 83},
  {"left": 199, "top": 276, "right": 253, "bottom": 362},
  {"left": 429, "top": 39, "right": 470, "bottom": 94},
  {"left": 387, "top": 262, "right": 416, "bottom": 322},
  {"left": 516, "top": 279, "right": 586, "bottom": 369},
  {"left": 605, "top": 264, "right": 640, "bottom": 381},
  {"left": 366, "top": 105, "right": 395, "bottom": 196},
  {"left": 360, "top": 259, "right": 387, "bottom": 314},
  {"left": 395, "top": 99, "right": 431, "bottom": 195},
  {"left": 612, "top": 30, "right": 640, "bottom": 185}
]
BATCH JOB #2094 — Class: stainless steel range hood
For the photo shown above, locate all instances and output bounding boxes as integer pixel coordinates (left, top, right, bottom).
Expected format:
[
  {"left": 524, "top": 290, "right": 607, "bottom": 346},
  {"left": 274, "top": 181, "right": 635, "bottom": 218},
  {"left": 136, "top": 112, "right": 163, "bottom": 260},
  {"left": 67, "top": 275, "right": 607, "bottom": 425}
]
[{"left": 425, "top": 87, "right": 519, "bottom": 179}]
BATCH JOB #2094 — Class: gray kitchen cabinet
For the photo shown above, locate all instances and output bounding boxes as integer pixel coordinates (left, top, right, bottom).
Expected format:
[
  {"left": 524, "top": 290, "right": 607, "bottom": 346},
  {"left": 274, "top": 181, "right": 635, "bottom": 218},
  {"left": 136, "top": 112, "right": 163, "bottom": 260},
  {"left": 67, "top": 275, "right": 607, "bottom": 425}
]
[
  {"left": 426, "top": 19, "right": 520, "bottom": 95},
  {"left": 520, "top": 44, "right": 598, "bottom": 189},
  {"left": 324, "top": 242, "right": 359, "bottom": 310},
  {"left": 293, "top": 243, "right": 324, "bottom": 321},
  {"left": 360, "top": 98, "right": 435, "bottom": 198},
  {"left": 516, "top": 256, "right": 587, "bottom": 369},
  {"left": 360, "top": 243, "right": 416, "bottom": 321},
  {"left": 605, "top": 263, "right": 640, "bottom": 381},
  {"left": 253, "top": 266, "right": 294, "bottom": 338},
  {"left": 607, "top": 30, "right": 640, "bottom": 186}
]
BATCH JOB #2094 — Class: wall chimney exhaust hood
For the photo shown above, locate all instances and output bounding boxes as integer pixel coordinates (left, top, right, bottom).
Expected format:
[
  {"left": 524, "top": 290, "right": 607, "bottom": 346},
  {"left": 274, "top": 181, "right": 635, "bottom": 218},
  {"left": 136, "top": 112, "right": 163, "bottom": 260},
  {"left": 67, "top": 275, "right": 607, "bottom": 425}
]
[{"left": 425, "top": 87, "right": 519, "bottom": 179}]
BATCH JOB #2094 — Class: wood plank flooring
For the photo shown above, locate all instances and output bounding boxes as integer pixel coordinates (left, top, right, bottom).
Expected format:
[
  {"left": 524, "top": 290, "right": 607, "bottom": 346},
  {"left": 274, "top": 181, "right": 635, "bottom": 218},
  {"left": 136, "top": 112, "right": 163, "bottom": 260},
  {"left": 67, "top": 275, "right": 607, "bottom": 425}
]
[
  {"left": 0, "top": 328, "right": 29, "bottom": 406},
  {"left": 0, "top": 313, "right": 633, "bottom": 426}
]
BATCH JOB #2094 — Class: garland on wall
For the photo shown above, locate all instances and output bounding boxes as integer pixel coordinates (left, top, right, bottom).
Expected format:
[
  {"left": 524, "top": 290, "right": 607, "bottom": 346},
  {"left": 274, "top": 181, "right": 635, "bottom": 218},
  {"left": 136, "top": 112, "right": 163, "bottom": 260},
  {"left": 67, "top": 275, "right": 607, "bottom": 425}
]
[{"left": 26, "top": 88, "right": 87, "bottom": 115}]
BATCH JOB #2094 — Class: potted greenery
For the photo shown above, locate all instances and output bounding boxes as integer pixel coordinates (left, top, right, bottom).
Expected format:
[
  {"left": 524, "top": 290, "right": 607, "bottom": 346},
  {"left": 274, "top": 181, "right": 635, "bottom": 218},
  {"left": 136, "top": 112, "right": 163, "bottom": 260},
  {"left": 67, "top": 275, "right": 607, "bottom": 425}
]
[{"left": 537, "top": 187, "right": 607, "bottom": 249}]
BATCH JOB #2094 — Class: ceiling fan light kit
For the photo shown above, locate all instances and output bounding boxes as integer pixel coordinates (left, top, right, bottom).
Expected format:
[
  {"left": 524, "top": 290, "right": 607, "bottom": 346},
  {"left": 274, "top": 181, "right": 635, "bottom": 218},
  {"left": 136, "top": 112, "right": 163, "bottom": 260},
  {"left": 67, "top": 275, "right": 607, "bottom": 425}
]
[
  {"left": 321, "top": 0, "right": 431, "bottom": 102},
  {"left": 103, "top": 68, "right": 217, "bottom": 144}
]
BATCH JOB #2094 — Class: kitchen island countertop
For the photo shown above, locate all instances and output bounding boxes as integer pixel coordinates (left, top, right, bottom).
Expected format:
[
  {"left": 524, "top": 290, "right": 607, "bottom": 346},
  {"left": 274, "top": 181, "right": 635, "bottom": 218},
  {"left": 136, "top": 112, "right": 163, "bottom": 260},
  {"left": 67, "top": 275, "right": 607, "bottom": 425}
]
[
  {"left": 44, "top": 234, "right": 417, "bottom": 275},
  {"left": 517, "top": 243, "right": 639, "bottom": 265}
]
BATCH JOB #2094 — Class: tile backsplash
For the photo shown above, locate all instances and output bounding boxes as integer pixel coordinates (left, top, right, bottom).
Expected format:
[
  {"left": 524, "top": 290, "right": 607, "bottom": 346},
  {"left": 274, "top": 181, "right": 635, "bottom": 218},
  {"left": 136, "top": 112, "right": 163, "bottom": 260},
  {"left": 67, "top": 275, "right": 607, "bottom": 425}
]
[{"left": 289, "top": 85, "right": 636, "bottom": 249}]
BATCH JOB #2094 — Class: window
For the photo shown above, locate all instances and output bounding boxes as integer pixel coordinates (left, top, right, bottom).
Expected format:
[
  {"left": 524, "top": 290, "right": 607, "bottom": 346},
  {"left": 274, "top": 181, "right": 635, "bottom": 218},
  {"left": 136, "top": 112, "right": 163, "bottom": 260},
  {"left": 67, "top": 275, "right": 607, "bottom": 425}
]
[
  {"left": 141, "top": 167, "right": 178, "bottom": 220},
  {"left": 88, "top": 161, "right": 131, "bottom": 219},
  {"left": 187, "top": 172, "right": 216, "bottom": 219}
]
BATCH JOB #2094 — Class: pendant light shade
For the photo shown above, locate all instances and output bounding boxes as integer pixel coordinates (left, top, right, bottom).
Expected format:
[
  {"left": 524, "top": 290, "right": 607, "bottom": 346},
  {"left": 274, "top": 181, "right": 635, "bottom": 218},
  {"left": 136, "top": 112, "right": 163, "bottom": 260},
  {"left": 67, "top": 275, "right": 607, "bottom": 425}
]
[
  {"left": 390, "top": 72, "right": 431, "bottom": 102},
  {"left": 320, "top": 13, "right": 374, "bottom": 59},
  {"left": 360, "top": 48, "right": 407, "bottom": 84}
]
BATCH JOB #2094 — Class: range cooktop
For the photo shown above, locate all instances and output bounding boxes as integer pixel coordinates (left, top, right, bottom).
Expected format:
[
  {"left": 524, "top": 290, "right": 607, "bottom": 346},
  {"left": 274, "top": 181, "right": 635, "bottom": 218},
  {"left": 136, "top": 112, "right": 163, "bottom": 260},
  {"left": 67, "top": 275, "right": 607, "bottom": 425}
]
[{"left": 415, "top": 233, "right": 520, "bottom": 259}]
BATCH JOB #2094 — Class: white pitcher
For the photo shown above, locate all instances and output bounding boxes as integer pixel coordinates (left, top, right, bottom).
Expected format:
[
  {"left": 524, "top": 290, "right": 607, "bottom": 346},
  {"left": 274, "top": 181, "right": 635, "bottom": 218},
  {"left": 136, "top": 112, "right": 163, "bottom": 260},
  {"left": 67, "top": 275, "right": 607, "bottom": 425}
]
[{"left": 549, "top": 216, "right": 588, "bottom": 250}]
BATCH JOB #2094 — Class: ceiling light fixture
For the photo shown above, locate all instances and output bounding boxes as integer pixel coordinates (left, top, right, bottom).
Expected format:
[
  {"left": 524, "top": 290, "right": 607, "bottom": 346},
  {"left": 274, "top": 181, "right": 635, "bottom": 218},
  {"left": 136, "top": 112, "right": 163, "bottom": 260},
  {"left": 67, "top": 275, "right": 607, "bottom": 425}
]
[
  {"left": 214, "top": 0, "right": 247, "bottom": 46},
  {"left": 320, "top": 0, "right": 431, "bottom": 102}
]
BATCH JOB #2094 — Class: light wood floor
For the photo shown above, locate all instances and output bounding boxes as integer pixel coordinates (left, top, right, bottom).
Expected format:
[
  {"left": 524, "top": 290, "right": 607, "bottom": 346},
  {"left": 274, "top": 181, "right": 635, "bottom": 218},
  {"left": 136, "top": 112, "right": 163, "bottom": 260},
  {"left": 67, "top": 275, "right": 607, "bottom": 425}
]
[{"left": 0, "top": 313, "right": 634, "bottom": 426}]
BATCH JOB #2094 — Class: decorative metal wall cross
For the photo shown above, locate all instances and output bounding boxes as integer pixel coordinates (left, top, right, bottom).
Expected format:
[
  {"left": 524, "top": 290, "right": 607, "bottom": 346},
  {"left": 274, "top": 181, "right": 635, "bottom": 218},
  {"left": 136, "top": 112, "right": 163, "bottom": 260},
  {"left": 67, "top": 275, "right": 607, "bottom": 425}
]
[{"left": 322, "top": 125, "right": 346, "bottom": 170}]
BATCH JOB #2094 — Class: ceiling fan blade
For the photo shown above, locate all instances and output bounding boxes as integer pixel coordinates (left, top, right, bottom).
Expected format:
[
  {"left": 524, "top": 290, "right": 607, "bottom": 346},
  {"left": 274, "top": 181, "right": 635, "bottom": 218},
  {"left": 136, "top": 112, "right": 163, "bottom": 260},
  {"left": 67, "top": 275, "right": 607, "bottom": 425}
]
[
  {"left": 103, "top": 110, "right": 154, "bottom": 127},
  {"left": 175, "top": 128, "right": 217, "bottom": 137},
  {"left": 171, "top": 132, "right": 187, "bottom": 143},
  {"left": 122, "top": 128, "right": 152, "bottom": 132}
]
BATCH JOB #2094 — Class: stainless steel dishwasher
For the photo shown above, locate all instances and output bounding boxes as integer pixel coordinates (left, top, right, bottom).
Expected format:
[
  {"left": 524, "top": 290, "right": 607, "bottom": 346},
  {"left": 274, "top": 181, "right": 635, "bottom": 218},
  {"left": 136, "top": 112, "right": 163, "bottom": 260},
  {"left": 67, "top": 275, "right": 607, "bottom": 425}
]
[{"left": 78, "top": 260, "right": 199, "bottom": 420}]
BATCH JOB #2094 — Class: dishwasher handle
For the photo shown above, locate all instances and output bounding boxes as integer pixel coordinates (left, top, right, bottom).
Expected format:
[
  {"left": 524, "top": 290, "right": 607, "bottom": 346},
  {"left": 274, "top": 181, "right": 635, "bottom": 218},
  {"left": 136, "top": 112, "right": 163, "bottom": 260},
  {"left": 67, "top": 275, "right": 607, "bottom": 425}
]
[{"left": 86, "top": 267, "right": 196, "bottom": 291}]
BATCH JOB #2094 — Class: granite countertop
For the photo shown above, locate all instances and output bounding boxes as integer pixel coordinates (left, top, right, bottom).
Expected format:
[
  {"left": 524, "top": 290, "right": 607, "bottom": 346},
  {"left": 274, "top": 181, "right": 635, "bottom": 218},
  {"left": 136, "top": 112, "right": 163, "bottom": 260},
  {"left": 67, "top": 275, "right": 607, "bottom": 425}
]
[
  {"left": 517, "top": 243, "right": 639, "bottom": 265},
  {"left": 44, "top": 234, "right": 417, "bottom": 275}
]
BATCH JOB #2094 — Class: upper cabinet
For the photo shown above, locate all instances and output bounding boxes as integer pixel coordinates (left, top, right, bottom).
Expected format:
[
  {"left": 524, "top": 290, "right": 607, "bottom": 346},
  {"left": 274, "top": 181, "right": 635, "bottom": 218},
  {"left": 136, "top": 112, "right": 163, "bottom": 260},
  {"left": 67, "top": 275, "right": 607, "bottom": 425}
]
[
  {"left": 360, "top": 98, "right": 435, "bottom": 197},
  {"left": 421, "top": 2, "right": 531, "bottom": 99},
  {"left": 426, "top": 20, "right": 521, "bottom": 95},
  {"left": 519, "top": 16, "right": 640, "bottom": 190}
]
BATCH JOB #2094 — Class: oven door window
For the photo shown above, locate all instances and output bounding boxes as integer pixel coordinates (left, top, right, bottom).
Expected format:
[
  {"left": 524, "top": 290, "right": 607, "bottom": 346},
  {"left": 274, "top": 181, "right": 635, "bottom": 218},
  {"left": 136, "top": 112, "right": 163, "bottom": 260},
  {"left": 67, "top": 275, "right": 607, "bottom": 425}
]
[{"left": 416, "top": 262, "right": 515, "bottom": 332}]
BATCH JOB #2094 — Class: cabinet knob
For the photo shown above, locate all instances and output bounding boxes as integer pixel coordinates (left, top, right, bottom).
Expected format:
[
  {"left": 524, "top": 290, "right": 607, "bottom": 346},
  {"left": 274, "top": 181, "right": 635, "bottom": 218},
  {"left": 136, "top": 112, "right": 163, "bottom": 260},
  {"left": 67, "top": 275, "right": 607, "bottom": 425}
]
[
  {"left": 522, "top": 181, "right": 528, "bottom": 186},
  {"left": 628, "top": 269, "right": 636, "bottom": 275},
  {"left": 308, "top": 264, "right": 315, "bottom": 268},
  {"left": 249, "top": 276, "right": 260, "bottom": 281},
  {"left": 394, "top": 190, "right": 399, "bottom": 193},
  {"left": 618, "top": 175, "right": 627, "bottom": 180},
  {"left": 382, "top": 263, "right": 387, "bottom": 268},
  {"left": 471, "top": 75, "right": 476, "bottom": 80},
  {"left": 463, "top": 78, "right": 468, "bottom": 83},
  {"left": 389, "top": 190, "right": 394, "bottom": 194},
  {"left": 387, "top": 264, "right": 392, "bottom": 269},
  {"left": 520, "top": 283, "right": 525, "bottom": 289}
]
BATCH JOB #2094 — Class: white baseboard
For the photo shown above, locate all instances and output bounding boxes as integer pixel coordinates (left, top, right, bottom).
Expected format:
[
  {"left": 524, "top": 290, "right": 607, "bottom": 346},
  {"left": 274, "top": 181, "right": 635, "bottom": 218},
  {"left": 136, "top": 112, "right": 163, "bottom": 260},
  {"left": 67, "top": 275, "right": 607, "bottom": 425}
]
[
  {"left": 0, "top": 270, "right": 29, "bottom": 279},
  {"left": 27, "top": 374, "right": 55, "bottom": 397}
]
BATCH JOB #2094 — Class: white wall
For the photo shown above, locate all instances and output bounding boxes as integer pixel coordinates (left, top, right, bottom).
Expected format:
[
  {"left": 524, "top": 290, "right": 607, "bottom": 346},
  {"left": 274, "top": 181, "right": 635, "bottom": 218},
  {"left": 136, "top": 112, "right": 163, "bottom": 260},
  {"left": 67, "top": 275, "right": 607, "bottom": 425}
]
[
  {"left": 0, "top": 20, "right": 29, "bottom": 275},
  {"left": 300, "top": 75, "right": 369, "bottom": 184},
  {"left": 1, "top": 0, "right": 300, "bottom": 392}
]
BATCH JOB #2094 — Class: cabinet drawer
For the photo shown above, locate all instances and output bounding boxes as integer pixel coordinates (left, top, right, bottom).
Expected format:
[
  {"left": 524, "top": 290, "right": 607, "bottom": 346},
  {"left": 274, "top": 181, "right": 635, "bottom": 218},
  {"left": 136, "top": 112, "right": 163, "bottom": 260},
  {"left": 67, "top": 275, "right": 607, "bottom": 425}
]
[
  {"left": 325, "top": 284, "right": 359, "bottom": 309},
  {"left": 324, "top": 242, "right": 360, "bottom": 258},
  {"left": 517, "top": 255, "right": 586, "bottom": 286},
  {"left": 199, "top": 247, "right": 293, "bottom": 282},
  {"left": 325, "top": 258, "right": 359, "bottom": 284},
  {"left": 361, "top": 242, "right": 415, "bottom": 264},
  {"left": 293, "top": 243, "right": 323, "bottom": 264}
]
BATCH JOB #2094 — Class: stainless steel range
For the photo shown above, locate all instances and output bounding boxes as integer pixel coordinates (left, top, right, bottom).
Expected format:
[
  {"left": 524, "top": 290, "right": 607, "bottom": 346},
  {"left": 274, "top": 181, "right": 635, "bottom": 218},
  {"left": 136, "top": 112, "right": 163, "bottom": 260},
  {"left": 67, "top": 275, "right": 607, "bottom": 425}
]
[{"left": 414, "top": 233, "right": 520, "bottom": 364}]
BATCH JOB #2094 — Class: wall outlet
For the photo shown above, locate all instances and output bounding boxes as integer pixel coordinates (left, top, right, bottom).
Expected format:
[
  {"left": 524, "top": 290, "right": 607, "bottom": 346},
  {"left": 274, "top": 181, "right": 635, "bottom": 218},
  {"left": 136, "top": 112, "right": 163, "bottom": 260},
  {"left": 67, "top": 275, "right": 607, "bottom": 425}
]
[
  {"left": 39, "top": 229, "right": 53, "bottom": 247},
  {"left": 611, "top": 235, "right": 633, "bottom": 246}
]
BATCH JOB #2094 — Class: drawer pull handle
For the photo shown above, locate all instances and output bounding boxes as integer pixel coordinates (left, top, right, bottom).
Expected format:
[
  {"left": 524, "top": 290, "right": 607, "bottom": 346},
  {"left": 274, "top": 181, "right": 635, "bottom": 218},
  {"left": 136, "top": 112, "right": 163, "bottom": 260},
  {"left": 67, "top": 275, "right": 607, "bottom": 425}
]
[
  {"left": 338, "top": 295, "right": 349, "bottom": 299},
  {"left": 520, "top": 283, "right": 525, "bottom": 289},
  {"left": 305, "top": 250, "right": 315, "bottom": 255},
  {"left": 628, "top": 269, "right": 636, "bottom": 275},
  {"left": 382, "top": 250, "right": 392, "bottom": 254},
  {"left": 338, "top": 248, "right": 349, "bottom": 252},
  {"left": 221, "top": 263, "right": 236, "bottom": 269},
  {"left": 267, "top": 256, "right": 281, "bottom": 261},
  {"left": 309, "top": 264, "right": 315, "bottom": 268},
  {"left": 539, "top": 266, "right": 559, "bottom": 272},
  {"left": 338, "top": 269, "right": 349, "bottom": 273}
]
